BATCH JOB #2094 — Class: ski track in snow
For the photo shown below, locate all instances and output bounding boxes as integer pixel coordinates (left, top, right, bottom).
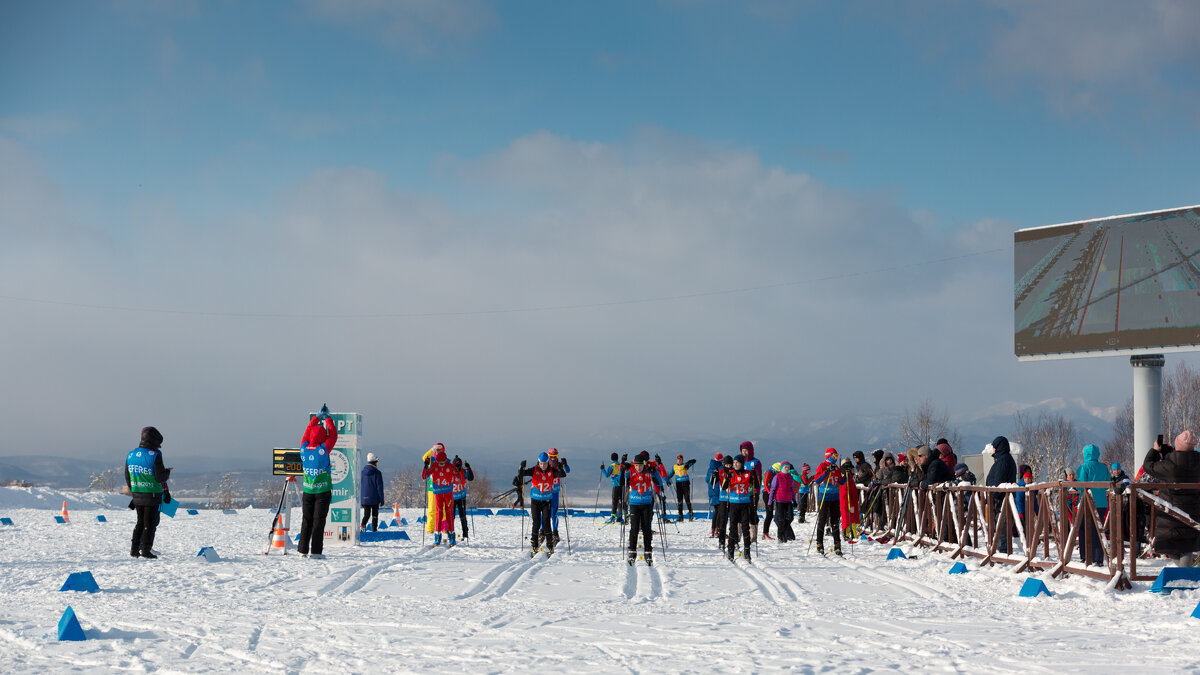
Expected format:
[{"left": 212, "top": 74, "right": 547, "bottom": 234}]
[{"left": 2, "top": 489, "right": 1199, "bottom": 672}]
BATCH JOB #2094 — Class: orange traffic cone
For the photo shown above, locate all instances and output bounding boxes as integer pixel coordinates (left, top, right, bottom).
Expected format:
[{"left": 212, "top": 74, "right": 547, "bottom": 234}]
[
  {"left": 61, "top": 501, "right": 70, "bottom": 523},
  {"left": 266, "top": 506, "right": 292, "bottom": 556},
  {"left": 392, "top": 502, "right": 402, "bottom": 525}
]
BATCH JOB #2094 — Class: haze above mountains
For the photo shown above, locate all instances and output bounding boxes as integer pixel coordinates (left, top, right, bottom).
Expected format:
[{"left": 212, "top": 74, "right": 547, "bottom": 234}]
[{"left": 1, "top": 398, "right": 1116, "bottom": 491}]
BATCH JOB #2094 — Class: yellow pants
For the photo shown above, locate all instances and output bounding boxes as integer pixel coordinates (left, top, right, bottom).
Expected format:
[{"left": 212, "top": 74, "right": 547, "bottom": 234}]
[{"left": 426, "top": 491, "right": 436, "bottom": 533}]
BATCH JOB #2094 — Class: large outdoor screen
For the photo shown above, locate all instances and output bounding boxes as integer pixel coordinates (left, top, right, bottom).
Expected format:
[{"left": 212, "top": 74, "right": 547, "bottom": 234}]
[{"left": 1015, "top": 205, "right": 1200, "bottom": 360}]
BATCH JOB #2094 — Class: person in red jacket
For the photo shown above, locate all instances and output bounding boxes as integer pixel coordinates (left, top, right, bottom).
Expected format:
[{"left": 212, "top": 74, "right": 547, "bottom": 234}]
[{"left": 421, "top": 449, "right": 460, "bottom": 547}]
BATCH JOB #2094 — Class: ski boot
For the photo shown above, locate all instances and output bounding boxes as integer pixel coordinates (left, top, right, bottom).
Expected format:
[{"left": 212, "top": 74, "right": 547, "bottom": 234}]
[
  {"left": 433, "top": 533, "right": 442, "bottom": 547},
  {"left": 727, "top": 546, "right": 735, "bottom": 562},
  {"left": 834, "top": 547, "right": 843, "bottom": 557},
  {"left": 130, "top": 542, "right": 140, "bottom": 558},
  {"left": 553, "top": 530, "right": 560, "bottom": 546},
  {"left": 688, "top": 513, "right": 695, "bottom": 521},
  {"left": 645, "top": 551, "right": 653, "bottom": 567},
  {"left": 448, "top": 532, "right": 456, "bottom": 547},
  {"left": 627, "top": 549, "right": 637, "bottom": 566},
  {"left": 531, "top": 543, "right": 539, "bottom": 559},
  {"left": 141, "top": 550, "right": 157, "bottom": 560},
  {"left": 546, "top": 541, "right": 555, "bottom": 556},
  {"left": 762, "top": 532, "right": 774, "bottom": 541},
  {"left": 816, "top": 544, "right": 825, "bottom": 555},
  {"left": 744, "top": 549, "right": 751, "bottom": 564}
]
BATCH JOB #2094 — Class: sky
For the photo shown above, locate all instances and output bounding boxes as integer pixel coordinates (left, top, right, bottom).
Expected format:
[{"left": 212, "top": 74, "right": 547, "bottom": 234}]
[{"left": 3, "top": 0, "right": 1200, "bottom": 466}]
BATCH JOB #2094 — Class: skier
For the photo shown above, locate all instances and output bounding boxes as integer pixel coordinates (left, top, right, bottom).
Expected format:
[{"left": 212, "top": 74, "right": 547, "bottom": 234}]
[
  {"left": 547, "top": 448, "right": 570, "bottom": 545},
  {"left": 601, "top": 452, "right": 625, "bottom": 523},
  {"left": 519, "top": 452, "right": 566, "bottom": 556},
  {"left": 670, "top": 454, "right": 697, "bottom": 520},
  {"left": 761, "top": 462, "right": 779, "bottom": 540},
  {"left": 721, "top": 454, "right": 760, "bottom": 562},
  {"left": 840, "top": 458, "right": 862, "bottom": 542},
  {"left": 359, "top": 452, "right": 385, "bottom": 532},
  {"left": 796, "top": 463, "right": 812, "bottom": 523},
  {"left": 451, "top": 456, "right": 474, "bottom": 540},
  {"left": 626, "top": 454, "right": 664, "bottom": 565},
  {"left": 712, "top": 455, "right": 733, "bottom": 551},
  {"left": 421, "top": 448, "right": 459, "bottom": 547},
  {"left": 125, "top": 426, "right": 171, "bottom": 559},
  {"left": 739, "top": 442, "right": 763, "bottom": 543},
  {"left": 298, "top": 405, "right": 338, "bottom": 559},
  {"left": 769, "top": 462, "right": 798, "bottom": 542},
  {"left": 421, "top": 443, "right": 446, "bottom": 534},
  {"left": 808, "top": 448, "right": 844, "bottom": 556},
  {"left": 705, "top": 453, "right": 724, "bottom": 536}
]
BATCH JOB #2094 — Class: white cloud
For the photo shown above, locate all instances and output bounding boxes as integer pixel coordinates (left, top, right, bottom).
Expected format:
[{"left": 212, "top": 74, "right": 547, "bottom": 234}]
[
  {"left": 303, "top": 0, "right": 498, "bottom": 56},
  {"left": 0, "top": 130, "right": 1107, "bottom": 462},
  {"left": 984, "top": 0, "right": 1200, "bottom": 114}
]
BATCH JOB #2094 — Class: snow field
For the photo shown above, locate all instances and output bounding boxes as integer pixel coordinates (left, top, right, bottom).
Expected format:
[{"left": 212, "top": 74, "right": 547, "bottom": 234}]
[{"left": 1, "top": 489, "right": 1199, "bottom": 673}]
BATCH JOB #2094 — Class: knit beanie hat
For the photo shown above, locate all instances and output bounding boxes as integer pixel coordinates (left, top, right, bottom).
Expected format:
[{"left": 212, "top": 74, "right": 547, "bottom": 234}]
[{"left": 1174, "top": 430, "right": 1197, "bottom": 452}]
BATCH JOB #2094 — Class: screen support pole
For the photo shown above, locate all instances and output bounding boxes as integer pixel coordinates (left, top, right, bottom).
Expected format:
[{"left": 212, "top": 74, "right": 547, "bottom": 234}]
[{"left": 1131, "top": 354, "right": 1164, "bottom": 471}]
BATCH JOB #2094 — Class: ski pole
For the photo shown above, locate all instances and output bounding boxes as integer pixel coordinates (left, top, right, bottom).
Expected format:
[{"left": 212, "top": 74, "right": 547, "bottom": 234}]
[
  {"left": 807, "top": 476, "right": 827, "bottom": 555},
  {"left": 563, "top": 492, "right": 572, "bottom": 554}
]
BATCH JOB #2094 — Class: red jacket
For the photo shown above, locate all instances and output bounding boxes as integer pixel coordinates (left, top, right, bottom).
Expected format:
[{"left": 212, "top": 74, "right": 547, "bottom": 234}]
[{"left": 301, "top": 416, "right": 338, "bottom": 452}]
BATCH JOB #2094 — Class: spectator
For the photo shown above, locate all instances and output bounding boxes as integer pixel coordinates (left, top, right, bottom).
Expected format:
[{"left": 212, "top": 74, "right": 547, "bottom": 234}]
[
  {"left": 1140, "top": 431, "right": 1200, "bottom": 567},
  {"left": 359, "top": 453, "right": 385, "bottom": 532},
  {"left": 954, "top": 463, "right": 976, "bottom": 485},
  {"left": 1076, "top": 444, "right": 1109, "bottom": 566},
  {"left": 936, "top": 440, "right": 957, "bottom": 475},
  {"left": 986, "top": 436, "right": 1017, "bottom": 553}
]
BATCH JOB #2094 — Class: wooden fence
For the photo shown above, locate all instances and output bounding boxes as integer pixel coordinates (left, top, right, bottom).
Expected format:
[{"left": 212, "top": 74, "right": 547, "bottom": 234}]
[{"left": 838, "top": 481, "right": 1200, "bottom": 591}]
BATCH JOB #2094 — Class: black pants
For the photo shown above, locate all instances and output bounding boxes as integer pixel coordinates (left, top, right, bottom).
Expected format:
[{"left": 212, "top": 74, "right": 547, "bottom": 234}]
[
  {"left": 797, "top": 493, "right": 809, "bottom": 522},
  {"left": 299, "top": 491, "right": 331, "bottom": 555},
  {"left": 816, "top": 498, "right": 841, "bottom": 550},
  {"left": 675, "top": 481, "right": 693, "bottom": 518},
  {"left": 132, "top": 504, "right": 160, "bottom": 554},
  {"left": 714, "top": 502, "right": 729, "bottom": 545},
  {"left": 611, "top": 485, "right": 623, "bottom": 518},
  {"left": 359, "top": 504, "right": 379, "bottom": 531},
  {"left": 530, "top": 499, "right": 552, "bottom": 548},
  {"left": 454, "top": 497, "right": 469, "bottom": 536},
  {"left": 750, "top": 494, "right": 760, "bottom": 524},
  {"left": 728, "top": 502, "right": 753, "bottom": 554},
  {"left": 628, "top": 503, "right": 653, "bottom": 552},
  {"left": 774, "top": 501, "right": 795, "bottom": 542}
]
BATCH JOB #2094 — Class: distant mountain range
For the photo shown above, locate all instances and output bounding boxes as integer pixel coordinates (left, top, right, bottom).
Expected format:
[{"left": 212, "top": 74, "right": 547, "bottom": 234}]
[{"left": 1, "top": 398, "right": 1118, "bottom": 493}]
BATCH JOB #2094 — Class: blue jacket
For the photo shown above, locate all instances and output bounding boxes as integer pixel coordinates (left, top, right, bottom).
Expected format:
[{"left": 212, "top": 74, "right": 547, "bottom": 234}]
[
  {"left": 1076, "top": 444, "right": 1109, "bottom": 508},
  {"left": 602, "top": 461, "right": 622, "bottom": 487},
  {"left": 360, "top": 463, "right": 385, "bottom": 506},
  {"left": 705, "top": 459, "right": 722, "bottom": 506}
]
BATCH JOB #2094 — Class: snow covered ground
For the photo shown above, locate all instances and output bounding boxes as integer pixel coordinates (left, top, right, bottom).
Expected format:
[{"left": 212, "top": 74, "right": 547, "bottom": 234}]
[{"left": 2, "top": 486, "right": 1198, "bottom": 673}]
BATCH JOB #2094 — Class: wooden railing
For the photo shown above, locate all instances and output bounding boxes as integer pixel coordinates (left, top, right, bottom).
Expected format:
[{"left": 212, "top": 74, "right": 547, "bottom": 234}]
[{"left": 844, "top": 481, "right": 1200, "bottom": 591}]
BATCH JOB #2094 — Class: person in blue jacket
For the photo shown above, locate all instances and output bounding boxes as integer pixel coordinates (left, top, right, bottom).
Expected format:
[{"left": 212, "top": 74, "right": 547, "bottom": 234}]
[
  {"left": 359, "top": 452, "right": 385, "bottom": 532},
  {"left": 547, "top": 448, "right": 570, "bottom": 545},
  {"left": 705, "top": 452, "right": 724, "bottom": 536},
  {"left": 601, "top": 452, "right": 626, "bottom": 523},
  {"left": 125, "top": 426, "right": 172, "bottom": 559},
  {"left": 1076, "top": 444, "right": 1110, "bottom": 565}
]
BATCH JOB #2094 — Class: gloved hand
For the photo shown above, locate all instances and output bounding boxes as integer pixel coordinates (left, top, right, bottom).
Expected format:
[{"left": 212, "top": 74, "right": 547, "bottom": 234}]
[
  {"left": 423, "top": 458, "right": 430, "bottom": 468},
  {"left": 163, "top": 492, "right": 172, "bottom": 504},
  {"left": 465, "top": 462, "right": 471, "bottom": 472},
  {"left": 520, "top": 459, "right": 527, "bottom": 469},
  {"left": 621, "top": 453, "right": 628, "bottom": 463},
  {"left": 654, "top": 454, "right": 662, "bottom": 464},
  {"left": 128, "top": 499, "right": 135, "bottom": 510}
]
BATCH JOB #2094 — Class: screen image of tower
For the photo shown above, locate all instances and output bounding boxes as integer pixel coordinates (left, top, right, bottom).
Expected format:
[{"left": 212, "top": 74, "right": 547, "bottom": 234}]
[{"left": 1015, "top": 205, "right": 1200, "bottom": 360}]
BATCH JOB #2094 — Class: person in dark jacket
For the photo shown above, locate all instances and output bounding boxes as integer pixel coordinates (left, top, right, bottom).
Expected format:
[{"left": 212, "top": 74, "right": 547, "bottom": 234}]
[
  {"left": 125, "top": 426, "right": 171, "bottom": 559},
  {"left": 920, "top": 446, "right": 953, "bottom": 487},
  {"left": 359, "top": 453, "right": 385, "bottom": 531},
  {"left": 1141, "top": 430, "right": 1200, "bottom": 566},
  {"left": 987, "top": 436, "right": 1018, "bottom": 553},
  {"left": 451, "top": 456, "right": 475, "bottom": 539},
  {"left": 936, "top": 440, "right": 957, "bottom": 476}
]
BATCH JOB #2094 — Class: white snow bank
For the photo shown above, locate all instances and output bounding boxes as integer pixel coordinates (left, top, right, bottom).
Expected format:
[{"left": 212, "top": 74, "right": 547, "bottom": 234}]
[
  {"left": 0, "top": 504, "right": 1197, "bottom": 672},
  {"left": 0, "top": 486, "right": 130, "bottom": 511}
]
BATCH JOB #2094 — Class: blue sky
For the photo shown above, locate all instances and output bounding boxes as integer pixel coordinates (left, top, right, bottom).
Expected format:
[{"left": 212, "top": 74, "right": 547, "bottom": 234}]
[{"left": 3, "top": 0, "right": 1200, "bottom": 463}]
